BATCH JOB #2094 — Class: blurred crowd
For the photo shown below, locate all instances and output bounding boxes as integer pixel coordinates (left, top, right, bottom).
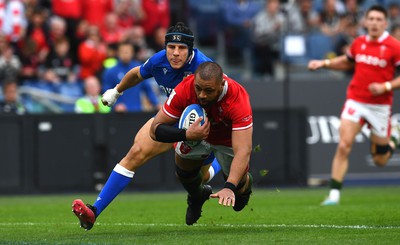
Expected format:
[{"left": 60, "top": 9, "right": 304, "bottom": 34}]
[{"left": 0, "top": 0, "right": 399, "bottom": 114}]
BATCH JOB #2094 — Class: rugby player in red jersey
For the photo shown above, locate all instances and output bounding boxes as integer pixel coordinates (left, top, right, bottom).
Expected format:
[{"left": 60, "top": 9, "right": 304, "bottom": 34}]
[
  {"left": 150, "top": 62, "right": 253, "bottom": 224},
  {"left": 308, "top": 5, "right": 400, "bottom": 205}
]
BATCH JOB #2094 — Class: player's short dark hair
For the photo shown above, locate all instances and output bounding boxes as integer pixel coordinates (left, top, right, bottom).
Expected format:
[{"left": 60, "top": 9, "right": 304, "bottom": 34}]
[
  {"left": 165, "top": 22, "right": 194, "bottom": 54},
  {"left": 366, "top": 5, "right": 388, "bottom": 19},
  {"left": 195, "top": 62, "right": 223, "bottom": 84}
]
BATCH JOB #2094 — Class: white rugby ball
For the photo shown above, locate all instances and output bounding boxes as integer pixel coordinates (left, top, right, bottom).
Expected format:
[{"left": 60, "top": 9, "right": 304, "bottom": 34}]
[{"left": 178, "top": 104, "right": 206, "bottom": 147}]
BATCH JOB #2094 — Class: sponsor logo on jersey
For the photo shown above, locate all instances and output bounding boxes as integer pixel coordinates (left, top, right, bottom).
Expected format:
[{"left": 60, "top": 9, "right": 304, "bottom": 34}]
[
  {"left": 163, "top": 68, "right": 168, "bottom": 75},
  {"left": 355, "top": 54, "right": 387, "bottom": 67}
]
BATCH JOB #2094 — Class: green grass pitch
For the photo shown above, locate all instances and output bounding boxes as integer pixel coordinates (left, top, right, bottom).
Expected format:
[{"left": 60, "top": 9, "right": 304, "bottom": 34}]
[{"left": 0, "top": 186, "right": 399, "bottom": 244}]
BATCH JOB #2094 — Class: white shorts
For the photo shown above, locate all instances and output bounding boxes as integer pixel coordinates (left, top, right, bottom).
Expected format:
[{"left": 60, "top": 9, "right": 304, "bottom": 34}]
[
  {"left": 175, "top": 141, "right": 234, "bottom": 176},
  {"left": 341, "top": 99, "right": 391, "bottom": 138}
]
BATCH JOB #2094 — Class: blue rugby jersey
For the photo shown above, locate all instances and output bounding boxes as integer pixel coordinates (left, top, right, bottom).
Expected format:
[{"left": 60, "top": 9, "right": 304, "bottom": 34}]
[{"left": 139, "top": 48, "right": 212, "bottom": 97}]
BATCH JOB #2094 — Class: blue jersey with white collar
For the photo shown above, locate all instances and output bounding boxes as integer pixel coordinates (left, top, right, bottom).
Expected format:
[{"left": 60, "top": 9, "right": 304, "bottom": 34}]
[{"left": 139, "top": 48, "right": 212, "bottom": 97}]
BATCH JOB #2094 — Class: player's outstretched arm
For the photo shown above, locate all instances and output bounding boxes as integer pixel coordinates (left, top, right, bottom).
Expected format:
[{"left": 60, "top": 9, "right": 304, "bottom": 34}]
[
  {"left": 101, "top": 66, "right": 144, "bottom": 106},
  {"left": 308, "top": 55, "right": 353, "bottom": 71},
  {"left": 210, "top": 128, "right": 253, "bottom": 207}
]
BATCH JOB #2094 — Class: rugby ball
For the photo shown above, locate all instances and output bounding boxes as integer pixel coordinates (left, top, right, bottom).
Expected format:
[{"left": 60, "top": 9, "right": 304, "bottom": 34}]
[{"left": 178, "top": 104, "right": 206, "bottom": 147}]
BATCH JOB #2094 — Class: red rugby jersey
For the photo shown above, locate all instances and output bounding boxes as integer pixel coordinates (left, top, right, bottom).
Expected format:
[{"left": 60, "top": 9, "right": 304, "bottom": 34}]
[
  {"left": 163, "top": 74, "right": 253, "bottom": 147},
  {"left": 347, "top": 31, "right": 400, "bottom": 105}
]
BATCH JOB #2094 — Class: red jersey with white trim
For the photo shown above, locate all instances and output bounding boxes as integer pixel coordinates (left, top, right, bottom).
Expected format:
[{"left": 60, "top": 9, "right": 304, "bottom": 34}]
[
  {"left": 347, "top": 31, "right": 400, "bottom": 105},
  {"left": 163, "top": 74, "right": 253, "bottom": 147}
]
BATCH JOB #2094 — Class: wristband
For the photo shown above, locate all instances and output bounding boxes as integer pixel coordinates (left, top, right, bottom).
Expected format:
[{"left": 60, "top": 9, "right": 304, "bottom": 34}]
[
  {"left": 385, "top": 81, "right": 392, "bottom": 92},
  {"left": 324, "top": 59, "right": 331, "bottom": 67},
  {"left": 224, "top": 182, "right": 236, "bottom": 192}
]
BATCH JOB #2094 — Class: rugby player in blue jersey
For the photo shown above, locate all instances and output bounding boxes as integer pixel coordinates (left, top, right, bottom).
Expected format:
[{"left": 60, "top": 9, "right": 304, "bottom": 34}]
[{"left": 72, "top": 22, "right": 221, "bottom": 230}]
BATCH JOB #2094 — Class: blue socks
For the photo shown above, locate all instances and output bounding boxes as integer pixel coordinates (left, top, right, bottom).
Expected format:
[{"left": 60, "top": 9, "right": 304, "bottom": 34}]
[
  {"left": 93, "top": 164, "right": 134, "bottom": 217},
  {"left": 207, "top": 158, "right": 222, "bottom": 182}
]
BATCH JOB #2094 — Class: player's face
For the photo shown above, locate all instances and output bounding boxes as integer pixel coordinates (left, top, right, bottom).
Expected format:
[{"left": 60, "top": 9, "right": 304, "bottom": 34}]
[
  {"left": 194, "top": 76, "right": 224, "bottom": 107},
  {"left": 166, "top": 43, "right": 189, "bottom": 69},
  {"left": 365, "top": 10, "right": 388, "bottom": 39}
]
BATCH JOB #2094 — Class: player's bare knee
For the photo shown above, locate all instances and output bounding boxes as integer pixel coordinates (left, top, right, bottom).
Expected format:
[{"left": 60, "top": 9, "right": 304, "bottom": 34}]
[{"left": 337, "top": 141, "right": 352, "bottom": 156}]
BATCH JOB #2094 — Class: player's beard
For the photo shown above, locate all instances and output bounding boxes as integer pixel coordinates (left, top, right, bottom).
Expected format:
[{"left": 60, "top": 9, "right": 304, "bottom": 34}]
[{"left": 198, "top": 98, "right": 217, "bottom": 108}]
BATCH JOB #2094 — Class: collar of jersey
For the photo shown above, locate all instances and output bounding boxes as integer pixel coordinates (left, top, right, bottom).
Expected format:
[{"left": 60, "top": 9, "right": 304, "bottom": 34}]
[
  {"left": 217, "top": 80, "right": 228, "bottom": 102},
  {"left": 366, "top": 31, "right": 389, "bottom": 43},
  {"left": 186, "top": 50, "right": 195, "bottom": 64}
]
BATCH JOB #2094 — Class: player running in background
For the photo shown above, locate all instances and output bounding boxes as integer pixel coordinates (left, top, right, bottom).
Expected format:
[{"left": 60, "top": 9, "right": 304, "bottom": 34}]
[
  {"left": 72, "top": 22, "right": 221, "bottom": 230},
  {"left": 308, "top": 5, "right": 400, "bottom": 205},
  {"left": 150, "top": 62, "right": 253, "bottom": 225}
]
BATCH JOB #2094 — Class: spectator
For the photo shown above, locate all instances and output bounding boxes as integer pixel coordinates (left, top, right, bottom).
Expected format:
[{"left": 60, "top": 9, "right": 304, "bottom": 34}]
[
  {"left": 103, "top": 43, "right": 118, "bottom": 69},
  {"left": 0, "top": 45, "right": 21, "bottom": 83},
  {"left": 221, "top": 0, "right": 260, "bottom": 66},
  {"left": 114, "top": 0, "right": 144, "bottom": 31},
  {"left": 41, "top": 37, "right": 77, "bottom": 84},
  {"left": 102, "top": 42, "right": 160, "bottom": 112},
  {"left": 151, "top": 26, "right": 167, "bottom": 52},
  {"left": 81, "top": 0, "right": 114, "bottom": 29},
  {"left": 0, "top": 79, "right": 26, "bottom": 114},
  {"left": 387, "top": 3, "right": 400, "bottom": 31},
  {"left": 284, "top": 0, "right": 320, "bottom": 34},
  {"left": 51, "top": 0, "right": 82, "bottom": 52},
  {"left": 25, "top": 7, "right": 50, "bottom": 64},
  {"left": 16, "top": 37, "right": 40, "bottom": 81},
  {"left": 319, "top": 0, "right": 345, "bottom": 37},
  {"left": 78, "top": 25, "right": 107, "bottom": 80},
  {"left": 251, "top": 0, "right": 286, "bottom": 79},
  {"left": 140, "top": 0, "right": 170, "bottom": 52},
  {"left": 100, "top": 12, "right": 124, "bottom": 45},
  {"left": 391, "top": 24, "right": 400, "bottom": 41},
  {"left": 1, "top": 0, "right": 27, "bottom": 44},
  {"left": 342, "top": 0, "right": 364, "bottom": 26},
  {"left": 75, "top": 76, "right": 110, "bottom": 114},
  {"left": 48, "top": 16, "right": 68, "bottom": 52},
  {"left": 124, "top": 26, "right": 151, "bottom": 62}
]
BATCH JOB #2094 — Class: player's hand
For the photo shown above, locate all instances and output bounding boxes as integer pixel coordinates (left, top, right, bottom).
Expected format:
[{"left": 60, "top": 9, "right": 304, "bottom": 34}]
[
  {"left": 101, "top": 87, "right": 123, "bottom": 106},
  {"left": 308, "top": 60, "right": 325, "bottom": 71},
  {"left": 210, "top": 188, "right": 235, "bottom": 207},
  {"left": 186, "top": 117, "right": 210, "bottom": 141},
  {"left": 368, "top": 82, "right": 386, "bottom": 96}
]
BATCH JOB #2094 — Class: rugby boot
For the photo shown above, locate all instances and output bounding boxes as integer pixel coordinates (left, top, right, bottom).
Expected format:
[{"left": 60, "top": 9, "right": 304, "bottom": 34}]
[
  {"left": 72, "top": 199, "right": 97, "bottom": 231},
  {"left": 185, "top": 185, "right": 212, "bottom": 225}
]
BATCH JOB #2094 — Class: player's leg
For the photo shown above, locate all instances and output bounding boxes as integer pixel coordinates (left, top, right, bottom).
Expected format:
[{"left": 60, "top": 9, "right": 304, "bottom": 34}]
[
  {"left": 390, "top": 117, "right": 400, "bottom": 148},
  {"left": 201, "top": 154, "right": 222, "bottom": 183},
  {"left": 73, "top": 118, "right": 173, "bottom": 230},
  {"left": 322, "top": 118, "right": 362, "bottom": 206},
  {"left": 370, "top": 134, "right": 393, "bottom": 167},
  {"left": 175, "top": 142, "right": 213, "bottom": 225},
  {"left": 368, "top": 105, "right": 394, "bottom": 167}
]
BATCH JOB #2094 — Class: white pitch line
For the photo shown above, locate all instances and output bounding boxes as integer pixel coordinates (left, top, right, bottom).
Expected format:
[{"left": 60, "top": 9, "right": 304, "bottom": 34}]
[{"left": 0, "top": 222, "right": 399, "bottom": 230}]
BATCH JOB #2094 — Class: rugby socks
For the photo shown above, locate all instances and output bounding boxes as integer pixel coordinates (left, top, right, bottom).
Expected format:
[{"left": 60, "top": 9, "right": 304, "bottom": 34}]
[
  {"left": 177, "top": 170, "right": 203, "bottom": 198},
  {"left": 328, "top": 178, "right": 342, "bottom": 202},
  {"left": 93, "top": 164, "right": 134, "bottom": 217},
  {"left": 206, "top": 158, "right": 222, "bottom": 183}
]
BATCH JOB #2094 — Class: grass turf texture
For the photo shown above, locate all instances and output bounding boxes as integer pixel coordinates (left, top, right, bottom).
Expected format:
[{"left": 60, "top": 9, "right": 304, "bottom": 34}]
[{"left": 0, "top": 186, "right": 399, "bottom": 244}]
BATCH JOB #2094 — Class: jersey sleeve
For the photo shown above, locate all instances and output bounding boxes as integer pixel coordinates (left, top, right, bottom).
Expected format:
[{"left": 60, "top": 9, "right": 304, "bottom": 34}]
[
  {"left": 139, "top": 57, "right": 154, "bottom": 79},
  {"left": 230, "top": 88, "right": 253, "bottom": 131}
]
